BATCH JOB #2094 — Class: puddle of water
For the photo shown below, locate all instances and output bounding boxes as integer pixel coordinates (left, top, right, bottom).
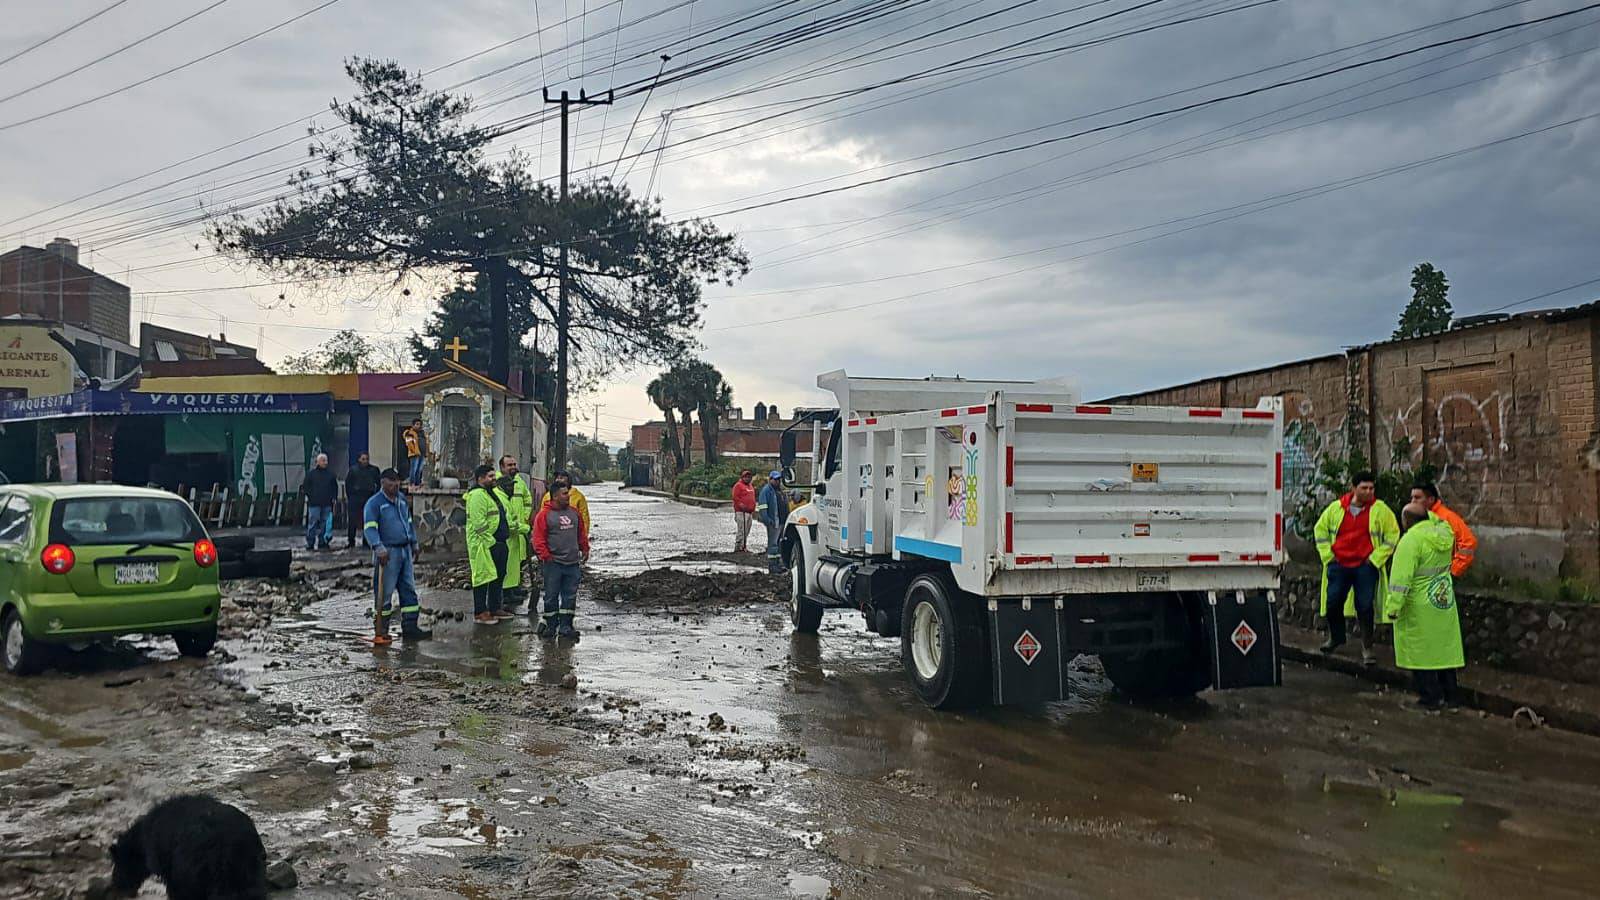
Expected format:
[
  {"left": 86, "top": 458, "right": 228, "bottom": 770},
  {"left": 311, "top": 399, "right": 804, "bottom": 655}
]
[
  {"left": 787, "top": 871, "right": 834, "bottom": 898},
  {"left": 349, "top": 787, "right": 523, "bottom": 856},
  {"left": 1, "top": 703, "right": 106, "bottom": 748},
  {"left": 0, "top": 750, "right": 34, "bottom": 771}
]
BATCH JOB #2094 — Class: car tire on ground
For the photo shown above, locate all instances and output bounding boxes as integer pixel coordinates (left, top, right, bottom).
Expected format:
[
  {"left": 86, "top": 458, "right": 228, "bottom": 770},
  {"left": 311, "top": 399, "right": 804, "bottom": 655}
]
[
  {"left": 212, "top": 534, "right": 256, "bottom": 553},
  {"left": 2, "top": 607, "right": 48, "bottom": 676},
  {"left": 174, "top": 625, "right": 217, "bottom": 659},
  {"left": 900, "top": 574, "right": 989, "bottom": 709},
  {"left": 788, "top": 547, "right": 823, "bottom": 634},
  {"left": 245, "top": 549, "right": 293, "bottom": 579},
  {"left": 218, "top": 559, "right": 250, "bottom": 581}
]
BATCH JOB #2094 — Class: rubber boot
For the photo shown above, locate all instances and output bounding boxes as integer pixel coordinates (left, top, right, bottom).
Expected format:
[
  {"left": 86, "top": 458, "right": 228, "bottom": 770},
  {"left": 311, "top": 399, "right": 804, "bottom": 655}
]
[
  {"left": 1361, "top": 637, "right": 1376, "bottom": 667},
  {"left": 1318, "top": 637, "right": 1343, "bottom": 654},
  {"left": 557, "top": 614, "right": 581, "bottom": 642},
  {"left": 403, "top": 620, "right": 433, "bottom": 641},
  {"left": 536, "top": 617, "right": 554, "bottom": 639}
]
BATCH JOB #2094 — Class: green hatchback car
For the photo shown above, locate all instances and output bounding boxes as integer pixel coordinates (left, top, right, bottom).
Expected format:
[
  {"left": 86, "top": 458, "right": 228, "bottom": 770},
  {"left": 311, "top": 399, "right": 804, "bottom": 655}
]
[{"left": 0, "top": 484, "right": 221, "bottom": 675}]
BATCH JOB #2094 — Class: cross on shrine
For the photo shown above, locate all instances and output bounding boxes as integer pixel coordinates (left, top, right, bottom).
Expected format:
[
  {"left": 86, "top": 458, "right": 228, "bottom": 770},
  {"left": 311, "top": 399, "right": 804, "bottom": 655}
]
[{"left": 443, "top": 336, "right": 468, "bottom": 363}]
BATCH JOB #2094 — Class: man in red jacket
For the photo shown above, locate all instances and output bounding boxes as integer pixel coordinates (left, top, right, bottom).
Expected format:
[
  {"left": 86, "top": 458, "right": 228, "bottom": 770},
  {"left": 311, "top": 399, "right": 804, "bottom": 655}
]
[
  {"left": 731, "top": 469, "right": 757, "bottom": 553},
  {"left": 533, "top": 484, "right": 590, "bottom": 641}
]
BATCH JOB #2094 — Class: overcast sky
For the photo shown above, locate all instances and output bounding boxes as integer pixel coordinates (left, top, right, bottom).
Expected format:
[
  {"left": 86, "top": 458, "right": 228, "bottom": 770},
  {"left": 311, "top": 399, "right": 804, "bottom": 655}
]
[{"left": 2, "top": 0, "right": 1597, "bottom": 445}]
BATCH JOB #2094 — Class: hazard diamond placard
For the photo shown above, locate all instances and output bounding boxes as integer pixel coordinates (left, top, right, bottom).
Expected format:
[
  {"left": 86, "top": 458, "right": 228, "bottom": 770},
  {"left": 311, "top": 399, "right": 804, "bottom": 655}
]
[
  {"left": 1231, "top": 620, "right": 1258, "bottom": 656},
  {"left": 1014, "top": 630, "right": 1041, "bottom": 666}
]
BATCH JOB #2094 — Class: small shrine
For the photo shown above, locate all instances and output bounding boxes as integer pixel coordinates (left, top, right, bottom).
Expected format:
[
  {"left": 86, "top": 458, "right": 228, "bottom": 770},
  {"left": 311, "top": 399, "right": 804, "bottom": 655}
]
[{"left": 393, "top": 340, "right": 548, "bottom": 555}]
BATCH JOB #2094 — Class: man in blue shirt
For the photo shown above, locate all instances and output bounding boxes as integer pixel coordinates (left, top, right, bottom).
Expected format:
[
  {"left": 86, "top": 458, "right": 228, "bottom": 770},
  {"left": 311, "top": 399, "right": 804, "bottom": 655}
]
[
  {"left": 363, "top": 468, "right": 431, "bottom": 643},
  {"left": 757, "top": 470, "right": 790, "bottom": 574}
]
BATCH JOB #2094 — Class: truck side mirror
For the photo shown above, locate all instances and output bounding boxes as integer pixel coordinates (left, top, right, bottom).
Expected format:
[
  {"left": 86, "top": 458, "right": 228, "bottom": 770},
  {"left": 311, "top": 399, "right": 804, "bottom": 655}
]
[{"left": 779, "top": 431, "right": 797, "bottom": 467}]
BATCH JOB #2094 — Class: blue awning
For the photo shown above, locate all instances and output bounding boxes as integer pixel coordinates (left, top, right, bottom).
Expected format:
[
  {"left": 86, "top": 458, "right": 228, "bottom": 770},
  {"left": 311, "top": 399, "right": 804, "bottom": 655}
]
[{"left": 1, "top": 389, "right": 332, "bottom": 422}]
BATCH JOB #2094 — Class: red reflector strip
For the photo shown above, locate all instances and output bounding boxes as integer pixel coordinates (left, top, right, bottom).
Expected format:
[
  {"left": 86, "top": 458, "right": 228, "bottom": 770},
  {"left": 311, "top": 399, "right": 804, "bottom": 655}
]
[
  {"left": 1275, "top": 452, "right": 1283, "bottom": 490},
  {"left": 1243, "top": 410, "right": 1276, "bottom": 420},
  {"left": 1188, "top": 408, "right": 1223, "bottom": 417},
  {"left": 1275, "top": 514, "right": 1283, "bottom": 550},
  {"left": 1005, "top": 512, "right": 1014, "bottom": 554},
  {"left": 940, "top": 408, "right": 959, "bottom": 417},
  {"left": 1188, "top": 554, "right": 1220, "bottom": 562},
  {"left": 1075, "top": 555, "right": 1110, "bottom": 565},
  {"left": 1016, "top": 403, "right": 1054, "bottom": 413},
  {"left": 1074, "top": 405, "right": 1111, "bottom": 414},
  {"left": 1240, "top": 553, "right": 1273, "bottom": 562},
  {"left": 1006, "top": 445, "right": 1014, "bottom": 486},
  {"left": 865, "top": 417, "right": 877, "bottom": 425},
  {"left": 847, "top": 419, "right": 859, "bottom": 427},
  {"left": 1015, "top": 554, "right": 1053, "bottom": 565},
  {"left": 968, "top": 405, "right": 986, "bottom": 414}
]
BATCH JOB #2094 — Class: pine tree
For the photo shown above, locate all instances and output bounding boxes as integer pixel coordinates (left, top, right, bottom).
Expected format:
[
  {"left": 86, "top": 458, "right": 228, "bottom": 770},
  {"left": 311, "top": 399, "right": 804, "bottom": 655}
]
[{"left": 1393, "top": 262, "right": 1452, "bottom": 339}]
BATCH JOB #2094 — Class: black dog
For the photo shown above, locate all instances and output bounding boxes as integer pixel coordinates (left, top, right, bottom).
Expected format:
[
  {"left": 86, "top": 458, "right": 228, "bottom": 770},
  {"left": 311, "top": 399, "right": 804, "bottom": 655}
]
[{"left": 110, "top": 794, "right": 267, "bottom": 900}]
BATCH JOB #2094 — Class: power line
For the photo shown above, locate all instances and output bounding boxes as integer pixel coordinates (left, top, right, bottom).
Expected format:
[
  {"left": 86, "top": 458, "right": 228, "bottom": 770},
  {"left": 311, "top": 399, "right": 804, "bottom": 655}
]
[
  {"left": 0, "top": 0, "right": 137, "bottom": 70},
  {"left": 706, "top": 109, "right": 1600, "bottom": 332},
  {"left": 0, "top": 0, "right": 346, "bottom": 133},
  {"left": 0, "top": 0, "right": 231, "bottom": 107}
]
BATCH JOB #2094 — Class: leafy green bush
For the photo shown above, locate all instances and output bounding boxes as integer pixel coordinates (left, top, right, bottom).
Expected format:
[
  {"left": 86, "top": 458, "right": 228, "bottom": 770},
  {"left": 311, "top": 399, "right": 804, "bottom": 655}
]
[
  {"left": 1292, "top": 437, "right": 1437, "bottom": 537},
  {"left": 674, "top": 461, "right": 746, "bottom": 499}
]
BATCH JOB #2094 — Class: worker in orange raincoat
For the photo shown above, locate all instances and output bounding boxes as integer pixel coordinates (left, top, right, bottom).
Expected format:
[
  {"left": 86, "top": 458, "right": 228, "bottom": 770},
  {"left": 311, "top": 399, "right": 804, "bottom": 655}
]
[{"left": 1410, "top": 482, "right": 1477, "bottom": 577}]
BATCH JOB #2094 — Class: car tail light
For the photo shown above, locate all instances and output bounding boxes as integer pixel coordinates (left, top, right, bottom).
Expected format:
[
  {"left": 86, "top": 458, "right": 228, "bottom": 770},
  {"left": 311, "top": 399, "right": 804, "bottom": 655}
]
[
  {"left": 193, "top": 538, "right": 217, "bottom": 568},
  {"left": 41, "top": 543, "right": 75, "bottom": 574}
]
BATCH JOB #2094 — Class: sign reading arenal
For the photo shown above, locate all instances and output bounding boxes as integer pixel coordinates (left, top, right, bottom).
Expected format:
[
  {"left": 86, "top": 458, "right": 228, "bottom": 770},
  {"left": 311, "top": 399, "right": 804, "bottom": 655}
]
[{"left": 0, "top": 389, "right": 332, "bottom": 422}]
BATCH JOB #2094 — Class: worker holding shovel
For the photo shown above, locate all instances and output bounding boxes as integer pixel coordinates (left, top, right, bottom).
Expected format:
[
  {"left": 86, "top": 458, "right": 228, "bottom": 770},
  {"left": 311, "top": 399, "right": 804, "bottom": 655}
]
[{"left": 363, "top": 468, "right": 431, "bottom": 644}]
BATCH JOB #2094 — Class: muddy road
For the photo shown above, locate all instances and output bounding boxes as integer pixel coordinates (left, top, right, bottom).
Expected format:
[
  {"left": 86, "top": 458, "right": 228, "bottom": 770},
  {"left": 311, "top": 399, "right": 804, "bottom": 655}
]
[{"left": 5, "top": 483, "right": 1600, "bottom": 898}]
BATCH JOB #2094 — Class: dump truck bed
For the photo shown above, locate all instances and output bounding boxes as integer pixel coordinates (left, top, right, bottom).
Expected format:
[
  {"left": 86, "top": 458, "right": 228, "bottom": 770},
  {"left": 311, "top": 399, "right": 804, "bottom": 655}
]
[{"left": 836, "top": 395, "right": 1283, "bottom": 597}]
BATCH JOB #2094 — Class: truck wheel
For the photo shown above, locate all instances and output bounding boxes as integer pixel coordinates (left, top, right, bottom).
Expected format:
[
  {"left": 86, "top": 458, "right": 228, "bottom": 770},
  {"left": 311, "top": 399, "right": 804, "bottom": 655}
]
[
  {"left": 2, "top": 608, "right": 48, "bottom": 676},
  {"left": 789, "top": 551, "right": 823, "bottom": 634},
  {"left": 1100, "top": 650, "right": 1209, "bottom": 700},
  {"left": 174, "top": 625, "right": 217, "bottom": 659},
  {"left": 900, "top": 575, "right": 988, "bottom": 709}
]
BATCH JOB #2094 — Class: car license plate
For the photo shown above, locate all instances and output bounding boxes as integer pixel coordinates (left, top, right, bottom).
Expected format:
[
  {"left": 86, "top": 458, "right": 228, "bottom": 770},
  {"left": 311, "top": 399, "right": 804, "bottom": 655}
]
[
  {"left": 1136, "top": 572, "right": 1170, "bottom": 592},
  {"left": 114, "top": 562, "right": 160, "bottom": 585}
]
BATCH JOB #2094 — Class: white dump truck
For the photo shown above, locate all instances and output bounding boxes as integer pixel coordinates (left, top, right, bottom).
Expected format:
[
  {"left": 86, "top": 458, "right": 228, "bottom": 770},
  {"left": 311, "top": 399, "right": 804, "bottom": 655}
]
[{"left": 779, "top": 370, "right": 1285, "bottom": 708}]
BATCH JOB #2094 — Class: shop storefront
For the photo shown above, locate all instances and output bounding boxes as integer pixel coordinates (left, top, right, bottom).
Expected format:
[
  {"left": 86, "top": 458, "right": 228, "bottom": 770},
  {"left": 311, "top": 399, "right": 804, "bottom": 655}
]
[{"left": 0, "top": 389, "right": 331, "bottom": 490}]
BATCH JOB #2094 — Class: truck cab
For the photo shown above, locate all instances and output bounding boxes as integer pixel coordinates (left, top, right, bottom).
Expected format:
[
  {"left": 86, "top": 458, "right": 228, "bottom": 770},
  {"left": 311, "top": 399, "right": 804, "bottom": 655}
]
[{"left": 782, "top": 370, "right": 1284, "bottom": 709}]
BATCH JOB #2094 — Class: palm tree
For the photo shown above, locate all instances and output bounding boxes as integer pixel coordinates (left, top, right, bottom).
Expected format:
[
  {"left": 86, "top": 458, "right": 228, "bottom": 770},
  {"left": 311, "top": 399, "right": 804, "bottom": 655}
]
[
  {"left": 646, "top": 372, "right": 685, "bottom": 472},
  {"left": 682, "top": 361, "right": 733, "bottom": 465}
]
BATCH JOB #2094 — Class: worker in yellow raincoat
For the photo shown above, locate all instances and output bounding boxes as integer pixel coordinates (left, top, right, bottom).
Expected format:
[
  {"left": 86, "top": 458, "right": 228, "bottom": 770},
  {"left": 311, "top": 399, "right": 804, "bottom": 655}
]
[
  {"left": 1313, "top": 471, "right": 1399, "bottom": 665},
  {"left": 497, "top": 455, "right": 534, "bottom": 614},
  {"left": 1384, "top": 503, "right": 1465, "bottom": 710},
  {"left": 465, "top": 463, "right": 510, "bottom": 625}
]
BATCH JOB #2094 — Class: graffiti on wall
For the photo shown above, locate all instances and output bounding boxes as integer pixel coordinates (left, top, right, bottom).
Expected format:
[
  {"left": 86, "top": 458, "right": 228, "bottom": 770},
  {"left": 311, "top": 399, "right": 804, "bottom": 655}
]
[{"left": 1382, "top": 387, "right": 1510, "bottom": 518}]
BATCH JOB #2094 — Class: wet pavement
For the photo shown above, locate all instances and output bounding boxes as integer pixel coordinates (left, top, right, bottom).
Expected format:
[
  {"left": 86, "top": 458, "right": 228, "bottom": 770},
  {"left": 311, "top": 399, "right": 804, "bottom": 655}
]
[{"left": 5, "top": 483, "right": 1600, "bottom": 898}]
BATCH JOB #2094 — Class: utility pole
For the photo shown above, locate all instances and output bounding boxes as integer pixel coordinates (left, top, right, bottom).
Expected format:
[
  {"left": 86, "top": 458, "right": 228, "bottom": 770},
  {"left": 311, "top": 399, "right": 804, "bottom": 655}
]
[
  {"left": 543, "top": 87, "right": 612, "bottom": 472},
  {"left": 592, "top": 404, "right": 604, "bottom": 443}
]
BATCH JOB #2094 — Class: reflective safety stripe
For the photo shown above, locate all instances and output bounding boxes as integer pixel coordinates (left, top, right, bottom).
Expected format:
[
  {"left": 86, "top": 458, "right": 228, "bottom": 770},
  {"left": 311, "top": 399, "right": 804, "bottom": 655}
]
[
  {"left": 400, "top": 605, "right": 420, "bottom": 614},
  {"left": 1415, "top": 565, "right": 1449, "bottom": 577},
  {"left": 379, "top": 608, "right": 394, "bottom": 617},
  {"left": 755, "top": 503, "right": 768, "bottom": 511},
  {"left": 1459, "top": 546, "right": 1476, "bottom": 556},
  {"left": 364, "top": 520, "right": 379, "bottom": 529},
  {"left": 1388, "top": 585, "right": 1408, "bottom": 595}
]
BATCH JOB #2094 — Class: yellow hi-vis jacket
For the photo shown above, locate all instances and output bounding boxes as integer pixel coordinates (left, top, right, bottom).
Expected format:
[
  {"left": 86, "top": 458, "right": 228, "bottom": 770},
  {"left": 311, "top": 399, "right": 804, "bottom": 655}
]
[
  {"left": 1313, "top": 497, "right": 1399, "bottom": 618},
  {"left": 499, "top": 475, "right": 533, "bottom": 589},
  {"left": 465, "top": 484, "right": 508, "bottom": 588},
  {"left": 1383, "top": 513, "right": 1465, "bottom": 670}
]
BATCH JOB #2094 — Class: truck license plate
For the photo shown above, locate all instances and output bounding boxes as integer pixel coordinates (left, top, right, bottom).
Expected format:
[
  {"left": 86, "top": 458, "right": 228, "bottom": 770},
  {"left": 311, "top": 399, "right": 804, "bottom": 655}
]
[
  {"left": 114, "top": 562, "right": 160, "bottom": 585},
  {"left": 1136, "top": 572, "right": 1170, "bottom": 592}
]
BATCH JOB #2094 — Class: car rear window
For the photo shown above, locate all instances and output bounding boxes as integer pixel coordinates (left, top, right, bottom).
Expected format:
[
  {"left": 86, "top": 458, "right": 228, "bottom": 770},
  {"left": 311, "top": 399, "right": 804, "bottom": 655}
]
[{"left": 49, "top": 496, "right": 205, "bottom": 546}]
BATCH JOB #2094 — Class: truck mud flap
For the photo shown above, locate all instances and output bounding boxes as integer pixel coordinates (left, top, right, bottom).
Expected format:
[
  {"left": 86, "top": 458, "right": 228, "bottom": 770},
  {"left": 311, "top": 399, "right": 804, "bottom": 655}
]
[
  {"left": 1201, "top": 590, "right": 1281, "bottom": 690},
  {"left": 987, "top": 598, "right": 1067, "bottom": 705}
]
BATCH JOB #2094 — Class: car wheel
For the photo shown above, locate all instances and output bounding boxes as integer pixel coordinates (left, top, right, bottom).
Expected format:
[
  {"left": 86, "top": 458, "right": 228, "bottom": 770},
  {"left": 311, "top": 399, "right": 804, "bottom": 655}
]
[
  {"left": 2, "top": 608, "right": 47, "bottom": 676},
  {"left": 899, "top": 574, "right": 989, "bottom": 709},
  {"left": 789, "top": 549, "right": 822, "bottom": 634},
  {"left": 174, "top": 625, "right": 217, "bottom": 659}
]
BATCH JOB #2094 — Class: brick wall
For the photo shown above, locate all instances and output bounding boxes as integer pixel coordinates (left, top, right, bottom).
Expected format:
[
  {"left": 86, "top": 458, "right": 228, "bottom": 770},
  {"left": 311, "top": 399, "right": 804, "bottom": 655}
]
[
  {"left": 0, "top": 247, "right": 131, "bottom": 343},
  {"left": 1111, "top": 307, "right": 1600, "bottom": 582}
]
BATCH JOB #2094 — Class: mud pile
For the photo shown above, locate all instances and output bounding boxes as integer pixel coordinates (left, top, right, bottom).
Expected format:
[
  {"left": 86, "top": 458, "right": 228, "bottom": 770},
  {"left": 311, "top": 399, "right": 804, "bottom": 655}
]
[
  {"left": 663, "top": 550, "right": 768, "bottom": 567},
  {"left": 589, "top": 568, "right": 785, "bottom": 608},
  {"left": 217, "top": 575, "right": 323, "bottom": 637}
]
